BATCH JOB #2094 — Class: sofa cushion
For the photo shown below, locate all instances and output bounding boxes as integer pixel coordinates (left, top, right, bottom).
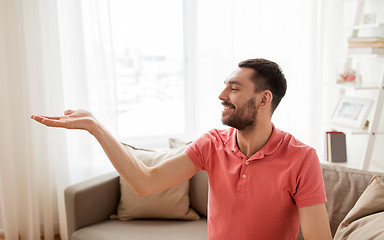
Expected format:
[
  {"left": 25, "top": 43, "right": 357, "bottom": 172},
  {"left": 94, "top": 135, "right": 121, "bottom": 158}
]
[
  {"left": 111, "top": 144, "right": 199, "bottom": 221},
  {"left": 169, "top": 138, "right": 209, "bottom": 216},
  {"left": 189, "top": 170, "right": 209, "bottom": 216},
  {"left": 320, "top": 163, "right": 384, "bottom": 236},
  {"left": 72, "top": 218, "right": 208, "bottom": 240},
  {"left": 334, "top": 176, "right": 384, "bottom": 240}
]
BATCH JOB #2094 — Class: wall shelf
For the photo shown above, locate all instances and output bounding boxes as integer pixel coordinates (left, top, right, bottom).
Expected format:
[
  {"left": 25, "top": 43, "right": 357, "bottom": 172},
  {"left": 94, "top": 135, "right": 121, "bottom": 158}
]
[
  {"left": 335, "top": 83, "right": 381, "bottom": 90},
  {"left": 326, "top": 0, "right": 384, "bottom": 170},
  {"left": 351, "top": 23, "right": 384, "bottom": 29},
  {"left": 326, "top": 123, "right": 384, "bottom": 135}
]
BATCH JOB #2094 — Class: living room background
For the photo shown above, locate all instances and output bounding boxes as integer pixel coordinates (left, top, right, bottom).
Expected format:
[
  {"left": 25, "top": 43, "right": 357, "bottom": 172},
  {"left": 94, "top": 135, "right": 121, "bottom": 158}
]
[{"left": 0, "top": 0, "right": 383, "bottom": 239}]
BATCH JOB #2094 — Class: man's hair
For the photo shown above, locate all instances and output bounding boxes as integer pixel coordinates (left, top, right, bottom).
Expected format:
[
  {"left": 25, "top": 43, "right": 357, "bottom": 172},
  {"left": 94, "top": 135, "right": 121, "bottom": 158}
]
[{"left": 238, "top": 58, "right": 287, "bottom": 113}]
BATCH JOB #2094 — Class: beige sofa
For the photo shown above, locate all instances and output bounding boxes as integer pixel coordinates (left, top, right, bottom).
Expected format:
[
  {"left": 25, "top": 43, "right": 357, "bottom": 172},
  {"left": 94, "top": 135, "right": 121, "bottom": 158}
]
[{"left": 65, "top": 163, "right": 384, "bottom": 240}]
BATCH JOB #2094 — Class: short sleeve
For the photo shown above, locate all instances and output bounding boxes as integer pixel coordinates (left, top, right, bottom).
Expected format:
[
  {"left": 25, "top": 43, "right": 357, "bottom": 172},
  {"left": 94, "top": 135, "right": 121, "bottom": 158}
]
[
  {"left": 185, "top": 133, "right": 213, "bottom": 171},
  {"left": 293, "top": 148, "right": 327, "bottom": 208}
]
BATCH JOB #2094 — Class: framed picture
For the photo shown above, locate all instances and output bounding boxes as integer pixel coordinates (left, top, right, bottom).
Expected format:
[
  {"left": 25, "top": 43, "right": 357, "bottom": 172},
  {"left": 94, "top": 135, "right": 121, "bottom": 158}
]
[{"left": 331, "top": 96, "right": 373, "bottom": 129}]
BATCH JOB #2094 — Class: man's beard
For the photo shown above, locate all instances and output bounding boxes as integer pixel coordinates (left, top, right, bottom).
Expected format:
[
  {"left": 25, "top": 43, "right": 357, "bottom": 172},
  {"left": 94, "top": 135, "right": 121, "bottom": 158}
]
[{"left": 221, "top": 98, "right": 257, "bottom": 130}]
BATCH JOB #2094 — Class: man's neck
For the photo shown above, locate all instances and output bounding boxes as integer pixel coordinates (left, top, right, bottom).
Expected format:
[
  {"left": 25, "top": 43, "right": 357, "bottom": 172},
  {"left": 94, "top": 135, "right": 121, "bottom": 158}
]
[{"left": 236, "top": 121, "right": 273, "bottom": 158}]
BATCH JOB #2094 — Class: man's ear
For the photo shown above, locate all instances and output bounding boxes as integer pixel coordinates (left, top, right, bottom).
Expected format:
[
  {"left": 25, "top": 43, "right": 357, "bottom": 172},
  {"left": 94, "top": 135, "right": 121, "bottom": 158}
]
[{"left": 258, "top": 90, "right": 273, "bottom": 107}]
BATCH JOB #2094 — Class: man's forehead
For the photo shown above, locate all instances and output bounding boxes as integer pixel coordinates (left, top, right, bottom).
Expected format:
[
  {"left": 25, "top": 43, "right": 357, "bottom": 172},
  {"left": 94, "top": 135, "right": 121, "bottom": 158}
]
[{"left": 224, "top": 67, "right": 255, "bottom": 84}]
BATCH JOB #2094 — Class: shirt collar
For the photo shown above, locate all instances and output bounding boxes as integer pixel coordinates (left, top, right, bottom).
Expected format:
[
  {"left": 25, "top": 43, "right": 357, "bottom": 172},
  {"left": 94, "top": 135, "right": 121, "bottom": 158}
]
[{"left": 227, "top": 124, "right": 284, "bottom": 160}]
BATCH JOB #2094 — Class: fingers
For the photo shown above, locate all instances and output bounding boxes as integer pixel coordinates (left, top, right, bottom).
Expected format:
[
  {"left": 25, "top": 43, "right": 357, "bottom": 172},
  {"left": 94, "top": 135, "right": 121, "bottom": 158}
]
[
  {"left": 64, "top": 109, "right": 75, "bottom": 115},
  {"left": 31, "top": 115, "right": 61, "bottom": 120},
  {"left": 31, "top": 115, "right": 44, "bottom": 122},
  {"left": 40, "top": 118, "right": 69, "bottom": 128},
  {"left": 41, "top": 115, "right": 62, "bottom": 120},
  {"left": 31, "top": 115, "right": 70, "bottom": 128}
]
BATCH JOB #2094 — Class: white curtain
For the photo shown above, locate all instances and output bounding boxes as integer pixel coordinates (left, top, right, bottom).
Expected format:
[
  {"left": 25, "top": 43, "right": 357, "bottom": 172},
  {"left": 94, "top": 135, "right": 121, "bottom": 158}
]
[
  {"left": 58, "top": 0, "right": 117, "bottom": 185},
  {"left": 0, "top": 0, "right": 117, "bottom": 239},
  {"left": 0, "top": 0, "right": 69, "bottom": 239}
]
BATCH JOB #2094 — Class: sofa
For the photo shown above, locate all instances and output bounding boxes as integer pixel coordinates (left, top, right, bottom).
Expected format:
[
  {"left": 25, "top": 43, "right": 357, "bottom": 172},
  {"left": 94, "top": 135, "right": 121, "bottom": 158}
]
[{"left": 65, "top": 151, "right": 384, "bottom": 240}]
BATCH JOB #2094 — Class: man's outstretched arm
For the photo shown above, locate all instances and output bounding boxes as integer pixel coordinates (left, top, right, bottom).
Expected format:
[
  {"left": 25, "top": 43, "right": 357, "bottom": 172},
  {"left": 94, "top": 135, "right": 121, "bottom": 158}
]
[{"left": 31, "top": 109, "right": 198, "bottom": 196}]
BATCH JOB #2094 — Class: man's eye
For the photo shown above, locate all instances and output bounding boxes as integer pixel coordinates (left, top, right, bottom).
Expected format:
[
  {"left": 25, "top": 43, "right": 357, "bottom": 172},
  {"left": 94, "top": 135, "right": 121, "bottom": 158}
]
[{"left": 231, "top": 88, "right": 238, "bottom": 91}]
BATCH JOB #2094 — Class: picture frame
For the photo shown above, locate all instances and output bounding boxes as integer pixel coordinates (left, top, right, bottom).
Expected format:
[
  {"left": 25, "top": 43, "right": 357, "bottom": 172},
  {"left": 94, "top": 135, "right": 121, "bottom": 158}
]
[{"left": 331, "top": 96, "right": 373, "bottom": 129}]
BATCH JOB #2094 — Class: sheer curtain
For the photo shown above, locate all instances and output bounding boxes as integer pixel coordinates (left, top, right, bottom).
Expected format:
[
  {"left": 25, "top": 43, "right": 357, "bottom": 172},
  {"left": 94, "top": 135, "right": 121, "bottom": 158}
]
[
  {"left": 0, "top": 0, "right": 68, "bottom": 240},
  {"left": 0, "top": 0, "right": 117, "bottom": 239},
  {"left": 58, "top": 0, "right": 117, "bottom": 184}
]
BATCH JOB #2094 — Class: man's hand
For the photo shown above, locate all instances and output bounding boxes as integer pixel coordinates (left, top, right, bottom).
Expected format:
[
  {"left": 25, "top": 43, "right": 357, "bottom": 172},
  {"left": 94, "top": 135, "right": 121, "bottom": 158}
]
[{"left": 31, "top": 109, "right": 98, "bottom": 134}]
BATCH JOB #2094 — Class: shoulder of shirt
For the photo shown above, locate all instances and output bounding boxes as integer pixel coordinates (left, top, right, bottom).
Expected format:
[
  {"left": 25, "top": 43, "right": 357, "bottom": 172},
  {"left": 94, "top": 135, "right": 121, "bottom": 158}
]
[
  {"left": 277, "top": 128, "right": 315, "bottom": 153},
  {"left": 204, "top": 128, "right": 235, "bottom": 142}
]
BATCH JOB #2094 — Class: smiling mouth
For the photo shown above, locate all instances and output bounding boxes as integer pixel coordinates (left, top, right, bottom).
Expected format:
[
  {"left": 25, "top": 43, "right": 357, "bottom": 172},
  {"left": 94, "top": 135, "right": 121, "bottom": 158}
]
[{"left": 222, "top": 103, "right": 235, "bottom": 113}]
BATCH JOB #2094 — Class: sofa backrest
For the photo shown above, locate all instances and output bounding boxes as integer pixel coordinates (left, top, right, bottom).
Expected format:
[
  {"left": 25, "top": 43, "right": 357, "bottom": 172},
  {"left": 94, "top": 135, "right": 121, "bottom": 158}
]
[
  {"left": 320, "top": 163, "right": 384, "bottom": 237},
  {"left": 189, "top": 170, "right": 209, "bottom": 217}
]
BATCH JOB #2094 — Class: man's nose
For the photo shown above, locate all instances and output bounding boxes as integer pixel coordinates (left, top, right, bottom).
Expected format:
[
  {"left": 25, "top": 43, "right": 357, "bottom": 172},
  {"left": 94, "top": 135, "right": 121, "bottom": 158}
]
[{"left": 218, "top": 88, "right": 228, "bottom": 101}]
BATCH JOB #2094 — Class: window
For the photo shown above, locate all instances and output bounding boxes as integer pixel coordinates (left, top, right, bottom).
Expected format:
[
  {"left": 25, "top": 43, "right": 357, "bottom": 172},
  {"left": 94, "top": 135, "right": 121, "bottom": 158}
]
[{"left": 109, "top": 0, "right": 187, "bottom": 143}]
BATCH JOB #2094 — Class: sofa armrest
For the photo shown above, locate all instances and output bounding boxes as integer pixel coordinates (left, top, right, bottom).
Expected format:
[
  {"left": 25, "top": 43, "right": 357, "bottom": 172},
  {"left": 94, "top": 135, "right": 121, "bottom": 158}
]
[{"left": 65, "top": 171, "right": 120, "bottom": 239}]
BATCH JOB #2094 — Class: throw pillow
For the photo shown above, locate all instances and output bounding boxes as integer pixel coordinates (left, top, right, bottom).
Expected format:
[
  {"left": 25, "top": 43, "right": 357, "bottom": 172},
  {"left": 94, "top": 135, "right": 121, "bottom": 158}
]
[
  {"left": 168, "top": 137, "right": 191, "bottom": 149},
  {"left": 334, "top": 176, "right": 384, "bottom": 240},
  {"left": 110, "top": 143, "right": 200, "bottom": 221},
  {"left": 168, "top": 138, "right": 209, "bottom": 217}
]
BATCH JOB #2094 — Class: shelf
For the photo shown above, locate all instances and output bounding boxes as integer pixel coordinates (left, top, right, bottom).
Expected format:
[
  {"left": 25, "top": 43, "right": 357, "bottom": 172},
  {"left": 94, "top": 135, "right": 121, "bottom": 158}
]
[
  {"left": 320, "top": 159, "right": 384, "bottom": 172},
  {"left": 320, "top": 160, "right": 362, "bottom": 171},
  {"left": 335, "top": 83, "right": 381, "bottom": 90},
  {"left": 325, "top": 123, "right": 384, "bottom": 135},
  {"left": 326, "top": 123, "right": 369, "bottom": 135},
  {"left": 351, "top": 23, "right": 384, "bottom": 30},
  {"left": 347, "top": 53, "right": 384, "bottom": 58}
]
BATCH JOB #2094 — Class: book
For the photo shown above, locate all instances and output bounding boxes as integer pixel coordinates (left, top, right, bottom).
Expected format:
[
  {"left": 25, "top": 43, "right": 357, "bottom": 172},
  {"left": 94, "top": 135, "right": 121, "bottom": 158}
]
[
  {"left": 326, "top": 131, "right": 347, "bottom": 162},
  {"left": 348, "top": 37, "right": 384, "bottom": 43},
  {"left": 347, "top": 47, "right": 384, "bottom": 55},
  {"left": 348, "top": 42, "right": 384, "bottom": 48}
]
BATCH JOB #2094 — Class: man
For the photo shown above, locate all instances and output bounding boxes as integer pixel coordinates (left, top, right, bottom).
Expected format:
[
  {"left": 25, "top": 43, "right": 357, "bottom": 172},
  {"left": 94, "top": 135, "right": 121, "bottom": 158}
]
[{"left": 32, "top": 58, "right": 332, "bottom": 240}]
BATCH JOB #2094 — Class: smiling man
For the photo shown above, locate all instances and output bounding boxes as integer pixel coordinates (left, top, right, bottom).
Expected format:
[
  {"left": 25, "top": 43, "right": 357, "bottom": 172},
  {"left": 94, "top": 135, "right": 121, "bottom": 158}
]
[{"left": 32, "top": 58, "right": 332, "bottom": 240}]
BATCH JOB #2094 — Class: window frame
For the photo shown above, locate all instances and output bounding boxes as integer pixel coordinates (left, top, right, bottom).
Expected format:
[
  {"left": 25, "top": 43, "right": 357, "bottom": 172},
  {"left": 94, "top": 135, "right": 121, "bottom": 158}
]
[{"left": 116, "top": 0, "right": 197, "bottom": 149}]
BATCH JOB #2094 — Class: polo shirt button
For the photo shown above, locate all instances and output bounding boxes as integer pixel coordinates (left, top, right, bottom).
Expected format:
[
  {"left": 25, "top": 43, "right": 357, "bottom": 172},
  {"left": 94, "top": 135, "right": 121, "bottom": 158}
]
[
  {"left": 245, "top": 161, "right": 250, "bottom": 165},
  {"left": 242, "top": 174, "right": 246, "bottom": 179}
]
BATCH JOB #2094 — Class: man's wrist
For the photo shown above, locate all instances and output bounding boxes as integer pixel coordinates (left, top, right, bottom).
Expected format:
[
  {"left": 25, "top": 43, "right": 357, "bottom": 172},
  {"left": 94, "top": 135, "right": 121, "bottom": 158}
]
[{"left": 88, "top": 119, "right": 103, "bottom": 137}]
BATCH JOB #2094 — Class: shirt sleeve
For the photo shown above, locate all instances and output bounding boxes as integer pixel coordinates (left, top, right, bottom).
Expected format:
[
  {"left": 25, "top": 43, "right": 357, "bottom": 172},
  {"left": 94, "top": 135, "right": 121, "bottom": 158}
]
[
  {"left": 293, "top": 148, "right": 327, "bottom": 208},
  {"left": 185, "top": 133, "right": 213, "bottom": 171}
]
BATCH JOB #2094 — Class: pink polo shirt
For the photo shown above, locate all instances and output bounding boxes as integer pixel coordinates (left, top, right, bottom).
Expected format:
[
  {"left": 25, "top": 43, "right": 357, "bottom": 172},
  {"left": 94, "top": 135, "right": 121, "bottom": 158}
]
[{"left": 185, "top": 126, "right": 326, "bottom": 240}]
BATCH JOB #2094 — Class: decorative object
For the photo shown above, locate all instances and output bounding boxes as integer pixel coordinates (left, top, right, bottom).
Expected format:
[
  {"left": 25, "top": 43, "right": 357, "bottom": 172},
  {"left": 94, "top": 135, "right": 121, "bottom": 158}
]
[
  {"left": 362, "top": 13, "right": 376, "bottom": 24},
  {"left": 337, "top": 67, "right": 359, "bottom": 84},
  {"left": 331, "top": 96, "right": 372, "bottom": 128}
]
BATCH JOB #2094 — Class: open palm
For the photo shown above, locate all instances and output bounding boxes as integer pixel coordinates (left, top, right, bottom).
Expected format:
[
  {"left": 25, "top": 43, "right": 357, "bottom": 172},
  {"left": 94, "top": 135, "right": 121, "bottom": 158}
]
[{"left": 31, "top": 109, "right": 97, "bottom": 132}]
